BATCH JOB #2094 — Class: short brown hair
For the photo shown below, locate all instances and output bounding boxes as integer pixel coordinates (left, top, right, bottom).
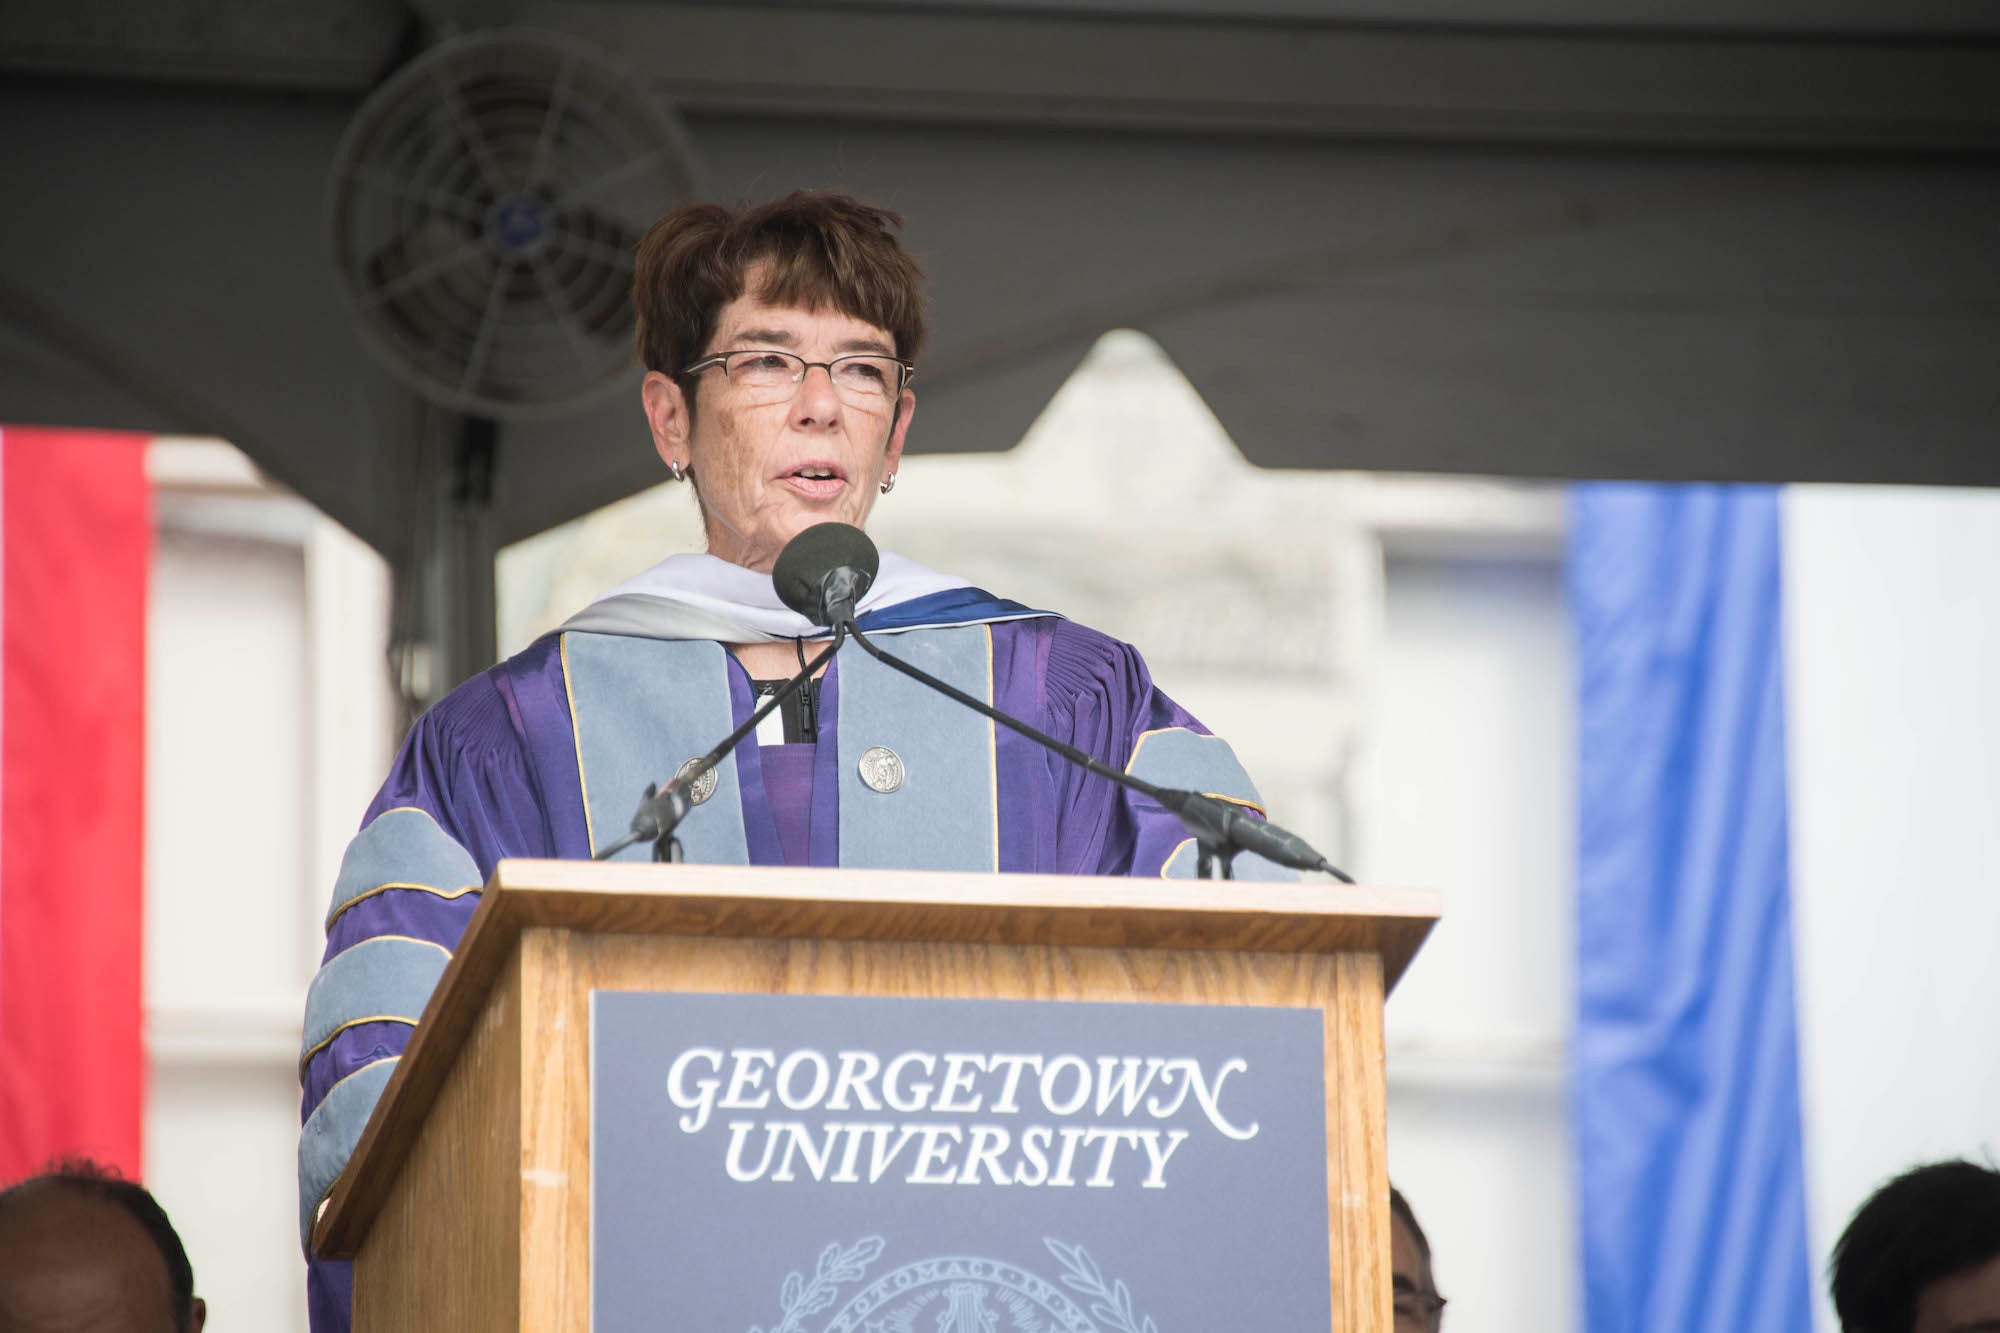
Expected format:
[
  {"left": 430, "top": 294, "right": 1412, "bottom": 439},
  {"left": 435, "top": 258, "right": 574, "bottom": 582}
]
[{"left": 632, "top": 191, "right": 928, "bottom": 391}]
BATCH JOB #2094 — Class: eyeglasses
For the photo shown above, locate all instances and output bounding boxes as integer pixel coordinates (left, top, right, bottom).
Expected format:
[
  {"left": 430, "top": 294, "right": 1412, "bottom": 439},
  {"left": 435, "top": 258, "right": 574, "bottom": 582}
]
[
  {"left": 1393, "top": 1287, "right": 1447, "bottom": 1329},
  {"left": 679, "top": 349, "right": 914, "bottom": 406}
]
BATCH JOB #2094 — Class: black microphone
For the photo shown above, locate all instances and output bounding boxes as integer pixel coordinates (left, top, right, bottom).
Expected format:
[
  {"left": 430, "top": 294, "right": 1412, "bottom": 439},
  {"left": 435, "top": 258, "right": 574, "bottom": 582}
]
[
  {"left": 773, "top": 521, "right": 878, "bottom": 628},
  {"left": 1151, "top": 788, "right": 1346, "bottom": 879},
  {"left": 775, "top": 525, "right": 1352, "bottom": 882}
]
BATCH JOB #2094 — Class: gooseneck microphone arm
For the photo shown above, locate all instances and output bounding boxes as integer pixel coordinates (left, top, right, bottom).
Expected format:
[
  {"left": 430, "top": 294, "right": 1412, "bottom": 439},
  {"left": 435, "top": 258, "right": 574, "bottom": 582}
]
[
  {"left": 839, "top": 619, "right": 1148, "bottom": 809},
  {"left": 595, "top": 627, "right": 846, "bottom": 862},
  {"left": 601, "top": 524, "right": 882, "bottom": 863},
  {"left": 771, "top": 524, "right": 1349, "bottom": 881},
  {"left": 837, "top": 616, "right": 1353, "bottom": 882}
]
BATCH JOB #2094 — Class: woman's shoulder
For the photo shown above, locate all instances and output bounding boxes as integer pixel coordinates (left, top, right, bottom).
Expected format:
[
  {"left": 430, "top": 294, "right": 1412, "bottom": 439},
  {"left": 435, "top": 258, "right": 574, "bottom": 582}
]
[
  {"left": 1040, "top": 614, "right": 1141, "bottom": 662},
  {"left": 412, "top": 633, "right": 566, "bottom": 757},
  {"left": 401, "top": 677, "right": 521, "bottom": 782},
  {"left": 996, "top": 615, "right": 1155, "bottom": 709}
]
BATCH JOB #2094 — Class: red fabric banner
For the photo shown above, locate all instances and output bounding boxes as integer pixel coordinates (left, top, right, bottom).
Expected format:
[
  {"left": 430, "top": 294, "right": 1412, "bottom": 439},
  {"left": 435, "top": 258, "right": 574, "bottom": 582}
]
[{"left": 0, "top": 425, "right": 150, "bottom": 1183}]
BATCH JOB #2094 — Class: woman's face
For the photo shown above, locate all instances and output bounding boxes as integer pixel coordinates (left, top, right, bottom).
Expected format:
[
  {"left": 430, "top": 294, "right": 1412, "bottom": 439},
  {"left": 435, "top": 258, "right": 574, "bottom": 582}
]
[{"left": 642, "top": 288, "right": 914, "bottom": 573}]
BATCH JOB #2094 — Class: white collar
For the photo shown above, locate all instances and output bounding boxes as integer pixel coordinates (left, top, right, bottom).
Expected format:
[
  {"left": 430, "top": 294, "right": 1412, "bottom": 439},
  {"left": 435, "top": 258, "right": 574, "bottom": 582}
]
[{"left": 567, "top": 549, "right": 972, "bottom": 643}]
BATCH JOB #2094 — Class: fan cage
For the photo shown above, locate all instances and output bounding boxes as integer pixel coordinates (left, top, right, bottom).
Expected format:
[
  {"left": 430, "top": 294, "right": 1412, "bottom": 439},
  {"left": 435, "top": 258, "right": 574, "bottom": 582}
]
[{"left": 328, "top": 29, "right": 700, "bottom": 419}]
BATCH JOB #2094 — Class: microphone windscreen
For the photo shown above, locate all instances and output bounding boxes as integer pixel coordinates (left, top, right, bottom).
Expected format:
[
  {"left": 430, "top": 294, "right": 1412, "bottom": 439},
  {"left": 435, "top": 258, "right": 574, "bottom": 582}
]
[{"left": 772, "top": 522, "right": 880, "bottom": 621}]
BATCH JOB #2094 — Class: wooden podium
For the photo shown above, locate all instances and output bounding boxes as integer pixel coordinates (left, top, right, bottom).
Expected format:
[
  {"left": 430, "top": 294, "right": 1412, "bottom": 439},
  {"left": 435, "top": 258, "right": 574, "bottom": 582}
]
[{"left": 312, "top": 859, "right": 1438, "bottom": 1331}]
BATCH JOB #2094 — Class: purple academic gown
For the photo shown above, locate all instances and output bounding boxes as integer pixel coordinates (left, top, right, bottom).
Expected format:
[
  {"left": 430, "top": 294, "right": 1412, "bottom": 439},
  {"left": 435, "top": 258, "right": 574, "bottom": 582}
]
[{"left": 301, "top": 611, "right": 1271, "bottom": 1330}]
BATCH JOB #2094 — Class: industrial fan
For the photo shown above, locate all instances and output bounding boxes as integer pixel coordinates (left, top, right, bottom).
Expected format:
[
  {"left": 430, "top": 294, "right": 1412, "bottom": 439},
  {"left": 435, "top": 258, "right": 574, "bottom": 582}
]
[{"left": 326, "top": 29, "right": 700, "bottom": 419}]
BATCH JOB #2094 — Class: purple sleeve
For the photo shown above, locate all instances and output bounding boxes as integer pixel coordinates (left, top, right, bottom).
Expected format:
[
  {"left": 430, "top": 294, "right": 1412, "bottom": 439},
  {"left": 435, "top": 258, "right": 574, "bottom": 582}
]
[
  {"left": 302, "top": 669, "right": 554, "bottom": 1333},
  {"left": 1029, "top": 619, "right": 1237, "bottom": 877},
  {"left": 305, "top": 672, "right": 550, "bottom": 1103},
  {"left": 363, "top": 668, "right": 556, "bottom": 874}
]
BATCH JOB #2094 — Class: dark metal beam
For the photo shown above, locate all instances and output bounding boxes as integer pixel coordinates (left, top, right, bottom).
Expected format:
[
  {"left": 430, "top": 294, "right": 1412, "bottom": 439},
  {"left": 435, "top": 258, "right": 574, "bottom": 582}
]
[
  {"left": 5, "top": 1, "right": 1997, "bottom": 150},
  {"left": 803, "top": 0, "right": 2000, "bottom": 32},
  {"left": 529, "top": 1, "right": 2000, "bottom": 151},
  {"left": 0, "top": 0, "right": 409, "bottom": 91}
]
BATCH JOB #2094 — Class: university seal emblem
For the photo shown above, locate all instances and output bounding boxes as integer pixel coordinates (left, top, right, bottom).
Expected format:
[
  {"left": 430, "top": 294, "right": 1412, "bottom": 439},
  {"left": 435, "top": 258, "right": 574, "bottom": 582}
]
[{"left": 748, "top": 1236, "right": 1160, "bottom": 1333}]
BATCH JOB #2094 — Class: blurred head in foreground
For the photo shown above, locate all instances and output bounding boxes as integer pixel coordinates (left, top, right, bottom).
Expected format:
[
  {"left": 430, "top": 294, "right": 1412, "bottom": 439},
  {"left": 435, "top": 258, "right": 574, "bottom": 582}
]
[
  {"left": 1392, "top": 1184, "right": 1447, "bottom": 1331},
  {"left": 1832, "top": 1158, "right": 2000, "bottom": 1333},
  {"left": 0, "top": 1160, "right": 206, "bottom": 1333}
]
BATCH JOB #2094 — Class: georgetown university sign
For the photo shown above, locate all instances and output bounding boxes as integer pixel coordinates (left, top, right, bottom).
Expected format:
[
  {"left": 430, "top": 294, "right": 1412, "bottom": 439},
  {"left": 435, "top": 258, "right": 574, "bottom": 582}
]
[{"left": 590, "top": 992, "right": 1332, "bottom": 1330}]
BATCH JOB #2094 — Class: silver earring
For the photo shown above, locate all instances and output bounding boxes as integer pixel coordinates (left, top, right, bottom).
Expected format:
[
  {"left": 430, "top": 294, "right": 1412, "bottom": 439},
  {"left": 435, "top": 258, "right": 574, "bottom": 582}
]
[
  {"left": 880, "top": 473, "right": 896, "bottom": 494},
  {"left": 667, "top": 460, "right": 686, "bottom": 482}
]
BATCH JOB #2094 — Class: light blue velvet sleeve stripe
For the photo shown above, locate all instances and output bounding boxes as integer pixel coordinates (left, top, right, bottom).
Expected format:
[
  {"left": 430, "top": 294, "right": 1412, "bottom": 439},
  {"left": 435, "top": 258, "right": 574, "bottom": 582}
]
[
  {"left": 1159, "top": 838, "right": 1297, "bottom": 882},
  {"left": 297, "top": 1056, "right": 398, "bottom": 1251},
  {"left": 300, "top": 936, "right": 451, "bottom": 1065},
  {"left": 1126, "top": 727, "right": 1265, "bottom": 810},
  {"left": 325, "top": 806, "right": 483, "bottom": 930}
]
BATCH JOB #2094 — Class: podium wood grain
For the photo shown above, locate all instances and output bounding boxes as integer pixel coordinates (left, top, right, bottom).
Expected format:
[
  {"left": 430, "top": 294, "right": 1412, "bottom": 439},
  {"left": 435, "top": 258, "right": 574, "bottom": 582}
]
[{"left": 320, "top": 860, "right": 1437, "bottom": 1332}]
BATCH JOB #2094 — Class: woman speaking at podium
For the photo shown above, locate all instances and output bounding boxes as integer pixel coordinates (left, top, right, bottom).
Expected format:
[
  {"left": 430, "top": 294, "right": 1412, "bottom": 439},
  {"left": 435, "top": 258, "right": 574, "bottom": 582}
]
[{"left": 298, "top": 191, "right": 1289, "bottom": 1332}]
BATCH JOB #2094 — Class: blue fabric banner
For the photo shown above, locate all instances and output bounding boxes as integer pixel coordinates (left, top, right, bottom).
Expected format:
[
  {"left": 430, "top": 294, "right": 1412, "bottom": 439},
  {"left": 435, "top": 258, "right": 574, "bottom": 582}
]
[{"left": 1569, "top": 484, "right": 1813, "bottom": 1333}]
